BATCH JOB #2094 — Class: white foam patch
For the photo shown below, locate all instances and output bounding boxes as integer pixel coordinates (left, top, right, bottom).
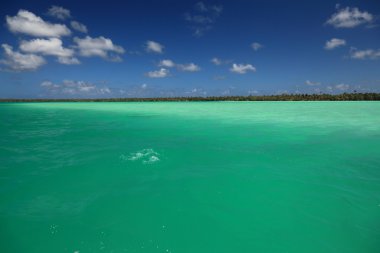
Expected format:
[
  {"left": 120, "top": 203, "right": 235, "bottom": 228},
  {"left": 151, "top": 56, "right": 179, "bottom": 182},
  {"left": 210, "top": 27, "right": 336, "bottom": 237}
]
[
  {"left": 143, "top": 155, "right": 160, "bottom": 164},
  {"left": 121, "top": 149, "right": 160, "bottom": 164}
]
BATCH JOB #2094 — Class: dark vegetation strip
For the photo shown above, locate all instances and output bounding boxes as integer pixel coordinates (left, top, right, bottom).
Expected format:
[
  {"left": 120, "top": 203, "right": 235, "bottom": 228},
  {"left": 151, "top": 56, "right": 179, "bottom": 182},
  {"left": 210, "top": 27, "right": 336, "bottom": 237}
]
[{"left": 1, "top": 93, "right": 380, "bottom": 102}]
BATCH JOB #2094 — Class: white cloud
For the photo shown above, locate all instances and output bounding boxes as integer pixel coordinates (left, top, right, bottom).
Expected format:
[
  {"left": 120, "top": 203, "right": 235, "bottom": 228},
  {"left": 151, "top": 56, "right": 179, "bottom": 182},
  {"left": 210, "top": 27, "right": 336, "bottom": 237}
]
[
  {"left": 57, "top": 56, "right": 80, "bottom": 65},
  {"left": 0, "top": 44, "right": 45, "bottom": 71},
  {"left": 251, "top": 42, "right": 263, "bottom": 51},
  {"left": 211, "top": 57, "right": 231, "bottom": 66},
  {"left": 99, "top": 87, "right": 111, "bottom": 94},
  {"left": 71, "top": 21, "right": 88, "bottom": 33},
  {"left": 326, "top": 6, "right": 374, "bottom": 28},
  {"left": 146, "top": 68, "right": 170, "bottom": 78},
  {"left": 19, "top": 38, "right": 80, "bottom": 65},
  {"left": 157, "top": 60, "right": 200, "bottom": 72},
  {"left": 74, "top": 36, "right": 125, "bottom": 60},
  {"left": 324, "top": 38, "right": 346, "bottom": 50},
  {"left": 158, "top": 59, "right": 175, "bottom": 67},
  {"left": 230, "top": 63, "right": 256, "bottom": 74},
  {"left": 41, "top": 81, "right": 59, "bottom": 89},
  {"left": 177, "top": 63, "right": 201, "bottom": 72},
  {"left": 20, "top": 38, "right": 71, "bottom": 57},
  {"left": 141, "top": 83, "right": 148, "bottom": 89},
  {"left": 146, "top": 41, "right": 164, "bottom": 54},
  {"left": 6, "top": 10, "right": 71, "bottom": 37},
  {"left": 211, "top": 57, "right": 222, "bottom": 65},
  {"left": 335, "top": 83, "right": 350, "bottom": 90},
  {"left": 185, "top": 2, "right": 223, "bottom": 36},
  {"left": 40, "top": 80, "right": 112, "bottom": 96},
  {"left": 350, "top": 47, "right": 380, "bottom": 60},
  {"left": 305, "top": 80, "right": 321, "bottom": 86},
  {"left": 47, "top": 5, "right": 71, "bottom": 20}
]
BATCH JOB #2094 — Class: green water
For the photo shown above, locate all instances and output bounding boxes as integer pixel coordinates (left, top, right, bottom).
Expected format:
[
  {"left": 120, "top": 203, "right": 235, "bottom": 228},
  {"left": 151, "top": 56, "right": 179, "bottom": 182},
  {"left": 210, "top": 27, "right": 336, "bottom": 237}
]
[{"left": 1, "top": 102, "right": 380, "bottom": 253}]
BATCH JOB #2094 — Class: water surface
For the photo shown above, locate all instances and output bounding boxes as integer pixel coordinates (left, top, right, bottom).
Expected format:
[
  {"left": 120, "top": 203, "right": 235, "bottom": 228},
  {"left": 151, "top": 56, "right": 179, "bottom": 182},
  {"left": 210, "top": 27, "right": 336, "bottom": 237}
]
[{"left": 1, "top": 102, "right": 380, "bottom": 253}]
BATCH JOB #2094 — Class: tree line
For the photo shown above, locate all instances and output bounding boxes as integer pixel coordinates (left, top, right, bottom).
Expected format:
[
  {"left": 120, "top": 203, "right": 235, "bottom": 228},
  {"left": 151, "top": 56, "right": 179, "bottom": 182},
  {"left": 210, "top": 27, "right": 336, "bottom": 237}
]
[{"left": 1, "top": 93, "right": 380, "bottom": 102}]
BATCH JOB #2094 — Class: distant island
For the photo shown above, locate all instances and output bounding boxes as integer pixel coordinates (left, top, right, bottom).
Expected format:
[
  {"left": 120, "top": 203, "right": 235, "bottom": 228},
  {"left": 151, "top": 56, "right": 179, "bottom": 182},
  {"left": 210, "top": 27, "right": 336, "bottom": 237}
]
[{"left": 1, "top": 93, "right": 380, "bottom": 102}]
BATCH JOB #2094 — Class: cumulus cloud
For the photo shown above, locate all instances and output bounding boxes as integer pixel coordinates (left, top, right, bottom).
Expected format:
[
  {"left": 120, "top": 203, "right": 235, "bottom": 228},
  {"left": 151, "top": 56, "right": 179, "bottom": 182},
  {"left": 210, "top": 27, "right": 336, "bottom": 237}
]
[
  {"left": 158, "top": 59, "right": 175, "bottom": 67},
  {"left": 184, "top": 1, "right": 223, "bottom": 36},
  {"left": 61, "top": 80, "right": 95, "bottom": 93},
  {"left": 177, "top": 63, "right": 201, "bottom": 72},
  {"left": 324, "top": 38, "right": 346, "bottom": 50},
  {"left": 20, "top": 38, "right": 73, "bottom": 57},
  {"left": 19, "top": 38, "right": 79, "bottom": 65},
  {"left": 74, "top": 36, "right": 125, "bottom": 61},
  {"left": 146, "top": 68, "right": 170, "bottom": 78},
  {"left": 6, "top": 10, "right": 71, "bottom": 37},
  {"left": 41, "top": 81, "right": 59, "bottom": 89},
  {"left": 146, "top": 41, "right": 164, "bottom": 54},
  {"left": 57, "top": 56, "right": 80, "bottom": 65},
  {"left": 47, "top": 5, "right": 71, "bottom": 20},
  {"left": 251, "top": 42, "right": 263, "bottom": 51},
  {"left": 350, "top": 47, "right": 380, "bottom": 60},
  {"left": 326, "top": 6, "right": 374, "bottom": 28},
  {"left": 305, "top": 80, "right": 321, "bottom": 86},
  {"left": 40, "top": 80, "right": 112, "bottom": 96},
  {"left": 230, "top": 63, "right": 256, "bottom": 74},
  {"left": 157, "top": 59, "right": 201, "bottom": 72},
  {"left": 70, "top": 21, "right": 88, "bottom": 33},
  {"left": 0, "top": 44, "right": 46, "bottom": 71}
]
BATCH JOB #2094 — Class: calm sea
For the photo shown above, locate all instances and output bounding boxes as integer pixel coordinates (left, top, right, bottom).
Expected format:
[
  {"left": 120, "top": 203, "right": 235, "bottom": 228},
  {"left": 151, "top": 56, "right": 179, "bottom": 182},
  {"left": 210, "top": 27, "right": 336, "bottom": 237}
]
[{"left": 1, "top": 102, "right": 380, "bottom": 253}]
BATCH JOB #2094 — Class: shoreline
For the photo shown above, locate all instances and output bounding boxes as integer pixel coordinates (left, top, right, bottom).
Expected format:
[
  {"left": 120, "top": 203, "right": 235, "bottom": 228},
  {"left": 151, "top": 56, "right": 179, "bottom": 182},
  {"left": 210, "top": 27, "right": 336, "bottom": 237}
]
[{"left": 1, "top": 93, "right": 380, "bottom": 102}]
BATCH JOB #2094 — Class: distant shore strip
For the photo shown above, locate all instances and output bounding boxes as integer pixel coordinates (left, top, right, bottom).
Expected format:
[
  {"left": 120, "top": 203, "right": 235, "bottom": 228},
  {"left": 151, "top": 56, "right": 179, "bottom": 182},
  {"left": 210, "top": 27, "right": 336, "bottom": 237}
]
[{"left": 1, "top": 93, "right": 380, "bottom": 102}]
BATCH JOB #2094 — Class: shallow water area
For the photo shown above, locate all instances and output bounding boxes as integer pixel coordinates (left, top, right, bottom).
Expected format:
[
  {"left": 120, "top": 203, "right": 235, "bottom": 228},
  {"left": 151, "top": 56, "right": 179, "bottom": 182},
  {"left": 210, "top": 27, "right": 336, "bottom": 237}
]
[{"left": 1, "top": 102, "right": 380, "bottom": 253}]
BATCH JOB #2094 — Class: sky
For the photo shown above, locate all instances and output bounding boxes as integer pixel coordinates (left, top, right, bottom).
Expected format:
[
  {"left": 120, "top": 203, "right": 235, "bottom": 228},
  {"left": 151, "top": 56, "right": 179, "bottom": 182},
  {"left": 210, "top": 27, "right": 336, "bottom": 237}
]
[{"left": 0, "top": 0, "right": 379, "bottom": 98}]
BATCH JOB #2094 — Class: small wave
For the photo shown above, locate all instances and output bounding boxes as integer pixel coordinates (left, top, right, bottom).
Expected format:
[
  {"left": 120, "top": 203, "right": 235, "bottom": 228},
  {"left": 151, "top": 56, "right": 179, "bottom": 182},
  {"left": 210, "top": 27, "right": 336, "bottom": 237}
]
[
  {"left": 143, "top": 155, "right": 160, "bottom": 164},
  {"left": 120, "top": 149, "right": 160, "bottom": 164}
]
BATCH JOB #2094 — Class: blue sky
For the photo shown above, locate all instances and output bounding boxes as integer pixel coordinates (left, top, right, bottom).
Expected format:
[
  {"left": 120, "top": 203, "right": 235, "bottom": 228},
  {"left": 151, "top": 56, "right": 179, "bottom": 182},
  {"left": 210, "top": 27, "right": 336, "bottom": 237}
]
[{"left": 0, "top": 0, "right": 380, "bottom": 98}]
